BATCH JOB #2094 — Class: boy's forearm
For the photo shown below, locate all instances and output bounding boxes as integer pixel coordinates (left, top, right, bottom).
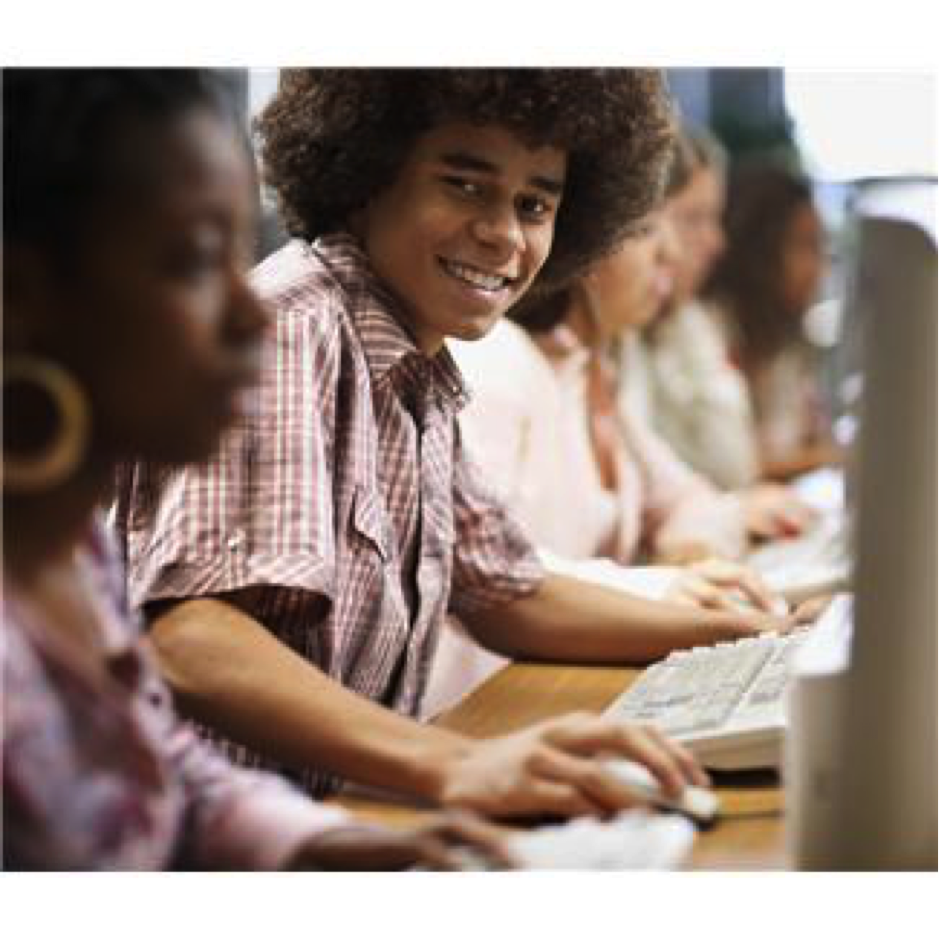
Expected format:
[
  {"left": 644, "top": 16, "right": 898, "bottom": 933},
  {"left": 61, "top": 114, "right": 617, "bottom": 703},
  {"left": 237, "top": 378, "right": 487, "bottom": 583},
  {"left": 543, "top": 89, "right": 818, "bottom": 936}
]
[
  {"left": 463, "top": 572, "right": 739, "bottom": 664},
  {"left": 148, "top": 597, "right": 472, "bottom": 802}
]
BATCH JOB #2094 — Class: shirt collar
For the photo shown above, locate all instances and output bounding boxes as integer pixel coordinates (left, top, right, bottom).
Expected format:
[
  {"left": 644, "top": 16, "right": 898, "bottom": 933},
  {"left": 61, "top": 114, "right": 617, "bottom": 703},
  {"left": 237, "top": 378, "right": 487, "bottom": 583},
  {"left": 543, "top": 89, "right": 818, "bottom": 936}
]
[{"left": 312, "top": 233, "right": 469, "bottom": 413}]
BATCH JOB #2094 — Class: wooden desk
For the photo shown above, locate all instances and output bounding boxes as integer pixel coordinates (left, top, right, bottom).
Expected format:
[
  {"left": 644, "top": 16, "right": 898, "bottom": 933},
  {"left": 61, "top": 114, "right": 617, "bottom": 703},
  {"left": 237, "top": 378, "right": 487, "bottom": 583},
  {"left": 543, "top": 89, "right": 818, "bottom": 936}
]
[{"left": 333, "top": 662, "right": 788, "bottom": 870}]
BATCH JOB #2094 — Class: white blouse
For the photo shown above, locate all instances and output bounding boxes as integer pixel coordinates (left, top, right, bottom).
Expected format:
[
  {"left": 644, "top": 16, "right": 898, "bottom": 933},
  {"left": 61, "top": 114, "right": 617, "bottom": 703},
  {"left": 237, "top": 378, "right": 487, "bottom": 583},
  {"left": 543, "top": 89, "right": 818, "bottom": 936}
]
[{"left": 449, "top": 319, "right": 746, "bottom": 564}]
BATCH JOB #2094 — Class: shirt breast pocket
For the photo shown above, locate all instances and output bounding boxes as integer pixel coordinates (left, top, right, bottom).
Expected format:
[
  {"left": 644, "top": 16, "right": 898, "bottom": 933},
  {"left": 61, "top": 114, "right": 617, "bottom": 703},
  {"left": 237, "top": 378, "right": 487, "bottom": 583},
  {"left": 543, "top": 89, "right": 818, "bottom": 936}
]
[{"left": 350, "top": 485, "right": 392, "bottom": 564}]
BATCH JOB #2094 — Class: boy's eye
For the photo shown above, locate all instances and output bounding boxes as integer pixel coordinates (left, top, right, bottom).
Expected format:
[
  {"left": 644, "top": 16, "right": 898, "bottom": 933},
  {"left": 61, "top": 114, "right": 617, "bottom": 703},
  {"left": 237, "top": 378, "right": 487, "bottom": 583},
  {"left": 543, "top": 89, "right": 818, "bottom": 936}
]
[
  {"left": 442, "top": 176, "right": 483, "bottom": 197},
  {"left": 517, "top": 194, "right": 554, "bottom": 220}
]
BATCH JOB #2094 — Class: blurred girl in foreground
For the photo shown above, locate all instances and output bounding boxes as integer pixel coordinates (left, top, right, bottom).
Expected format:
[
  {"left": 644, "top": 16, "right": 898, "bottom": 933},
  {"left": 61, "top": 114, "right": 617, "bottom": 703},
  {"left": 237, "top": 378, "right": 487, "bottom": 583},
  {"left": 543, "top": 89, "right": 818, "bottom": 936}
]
[{"left": 2, "top": 69, "right": 507, "bottom": 870}]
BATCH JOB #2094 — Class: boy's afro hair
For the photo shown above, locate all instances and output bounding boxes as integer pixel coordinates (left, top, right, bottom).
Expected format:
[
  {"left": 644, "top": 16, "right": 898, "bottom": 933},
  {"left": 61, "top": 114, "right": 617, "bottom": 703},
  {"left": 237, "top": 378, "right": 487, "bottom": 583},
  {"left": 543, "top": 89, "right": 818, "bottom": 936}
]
[{"left": 257, "top": 68, "right": 675, "bottom": 292}]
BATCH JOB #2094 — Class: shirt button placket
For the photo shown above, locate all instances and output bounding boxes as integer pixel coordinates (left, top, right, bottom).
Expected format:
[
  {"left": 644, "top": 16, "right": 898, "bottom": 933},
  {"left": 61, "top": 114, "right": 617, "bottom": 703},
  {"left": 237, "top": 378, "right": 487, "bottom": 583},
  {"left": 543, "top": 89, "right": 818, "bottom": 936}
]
[{"left": 225, "top": 529, "right": 246, "bottom": 580}]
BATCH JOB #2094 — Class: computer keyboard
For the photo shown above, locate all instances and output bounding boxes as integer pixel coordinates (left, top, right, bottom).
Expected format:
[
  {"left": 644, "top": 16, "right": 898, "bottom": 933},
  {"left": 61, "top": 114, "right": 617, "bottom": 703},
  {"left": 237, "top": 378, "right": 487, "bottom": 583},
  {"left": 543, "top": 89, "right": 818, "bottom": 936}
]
[
  {"left": 604, "top": 629, "right": 812, "bottom": 770},
  {"left": 452, "top": 810, "right": 696, "bottom": 870},
  {"left": 748, "top": 515, "right": 850, "bottom": 603}
]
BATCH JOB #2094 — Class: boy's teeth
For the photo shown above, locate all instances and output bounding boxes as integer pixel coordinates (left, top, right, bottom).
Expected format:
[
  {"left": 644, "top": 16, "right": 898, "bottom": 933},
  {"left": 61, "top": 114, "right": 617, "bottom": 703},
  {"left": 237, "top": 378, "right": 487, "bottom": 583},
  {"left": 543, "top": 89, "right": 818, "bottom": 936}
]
[{"left": 445, "top": 260, "right": 506, "bottom": 291}]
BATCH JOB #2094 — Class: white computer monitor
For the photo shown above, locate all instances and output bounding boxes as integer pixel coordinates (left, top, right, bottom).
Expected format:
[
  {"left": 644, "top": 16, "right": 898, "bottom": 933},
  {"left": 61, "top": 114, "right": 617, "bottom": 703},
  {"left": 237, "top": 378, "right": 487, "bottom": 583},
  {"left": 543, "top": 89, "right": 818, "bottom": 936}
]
[{"left": 789, "top": 177, "right": 937, "bottom": 869}]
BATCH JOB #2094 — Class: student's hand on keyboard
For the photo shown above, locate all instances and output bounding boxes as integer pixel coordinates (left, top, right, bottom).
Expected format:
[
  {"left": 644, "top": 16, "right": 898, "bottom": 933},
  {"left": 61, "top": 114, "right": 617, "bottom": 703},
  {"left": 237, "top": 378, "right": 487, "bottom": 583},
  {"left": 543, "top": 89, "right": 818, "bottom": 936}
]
[
  {"left": 437, "top": 711, "right": 709, "bottom": 821},
  {"left": 701, "top": 607, "right": 800, "bottom": 644},
  {"left": 742, "top": 483, "right": 819, "bottom": 540},
  {"left": 792, "top": 593, "right": 834, "bottom": 624},
  {"left": 666, "top": 558, "right": 785, "bottom": 615},
  {"left": 290, "top": 811, "right": 516, "bottom": 870}
]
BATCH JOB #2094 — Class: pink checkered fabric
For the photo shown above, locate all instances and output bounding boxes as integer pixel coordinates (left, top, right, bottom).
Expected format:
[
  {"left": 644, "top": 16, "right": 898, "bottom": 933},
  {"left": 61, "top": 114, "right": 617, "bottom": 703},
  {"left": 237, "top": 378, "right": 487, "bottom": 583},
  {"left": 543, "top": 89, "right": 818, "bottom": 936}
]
[
  {"left": 2, "top": 519, "right": 349, "bottom": 870},
  {"left": 115, "top": 234, "right": 544, "bottom": 796}
]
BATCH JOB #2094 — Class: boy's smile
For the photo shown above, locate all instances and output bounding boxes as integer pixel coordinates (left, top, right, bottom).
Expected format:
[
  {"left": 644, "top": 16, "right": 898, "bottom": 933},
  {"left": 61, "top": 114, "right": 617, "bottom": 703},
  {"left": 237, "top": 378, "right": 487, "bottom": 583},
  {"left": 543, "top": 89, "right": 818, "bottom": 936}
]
[
  {"left": 354, "top": 121, "right": 566, "bottom": 355},
  {"left": 438, "top": 257, "right": 518, "bottom": 293}
]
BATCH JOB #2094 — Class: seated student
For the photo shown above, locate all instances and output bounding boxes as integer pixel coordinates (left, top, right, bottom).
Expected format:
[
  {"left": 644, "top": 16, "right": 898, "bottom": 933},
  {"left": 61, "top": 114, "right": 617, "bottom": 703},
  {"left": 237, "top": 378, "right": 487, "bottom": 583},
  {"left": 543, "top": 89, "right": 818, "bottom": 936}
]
[
  {"left": 634, "top": 125, "right": 761, "bottom": 491},
  {"left": 451, "top": 141, "right": 813, "bottom": 567},
  {"left": 631, "top": 127, "right": 816, "bottom": 545},
  {"left": 2, "top": 69, "right": 511, "bottom": 870},
  {"left": 114, "top": 69, "right": 780, "bottom": 820},
  {"left": 429, "top": 153, "right": 809, "bottom": 710},
  {"left": 702, "top": 159, "right": 840, "bottom": 482}
]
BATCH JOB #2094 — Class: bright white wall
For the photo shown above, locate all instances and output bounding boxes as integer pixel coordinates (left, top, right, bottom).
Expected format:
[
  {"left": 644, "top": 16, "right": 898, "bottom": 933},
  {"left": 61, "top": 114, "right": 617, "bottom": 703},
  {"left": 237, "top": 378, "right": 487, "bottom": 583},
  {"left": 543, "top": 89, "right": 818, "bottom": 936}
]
[{"left": 785, "top": 71, "right": 936, "bottom": 181}]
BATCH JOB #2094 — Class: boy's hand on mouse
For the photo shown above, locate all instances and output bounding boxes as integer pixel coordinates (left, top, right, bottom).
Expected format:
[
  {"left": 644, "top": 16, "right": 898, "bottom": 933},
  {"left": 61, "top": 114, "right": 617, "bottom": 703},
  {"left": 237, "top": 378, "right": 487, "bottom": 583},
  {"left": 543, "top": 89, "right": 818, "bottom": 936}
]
[{"left": 436, "top": 712, "right": 708, "bottom": 820}]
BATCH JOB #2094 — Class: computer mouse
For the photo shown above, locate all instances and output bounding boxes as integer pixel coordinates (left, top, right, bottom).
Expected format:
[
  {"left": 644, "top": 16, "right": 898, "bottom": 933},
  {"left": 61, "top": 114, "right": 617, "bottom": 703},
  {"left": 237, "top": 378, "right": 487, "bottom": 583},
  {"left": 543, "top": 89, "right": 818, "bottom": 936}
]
[{"left": 601, "top": 758, "right": 720, "bottom": 827}]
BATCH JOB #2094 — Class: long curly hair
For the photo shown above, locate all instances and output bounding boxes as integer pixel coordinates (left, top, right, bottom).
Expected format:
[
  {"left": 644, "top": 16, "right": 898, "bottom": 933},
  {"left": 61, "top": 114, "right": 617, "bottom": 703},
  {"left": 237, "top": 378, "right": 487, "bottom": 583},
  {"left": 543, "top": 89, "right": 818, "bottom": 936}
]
[
  {"left": 702, "top": 159, "right": 816, "bottom": 364},
  {"left": 256, "top": 68, "right": 675, "bottom": 293}
]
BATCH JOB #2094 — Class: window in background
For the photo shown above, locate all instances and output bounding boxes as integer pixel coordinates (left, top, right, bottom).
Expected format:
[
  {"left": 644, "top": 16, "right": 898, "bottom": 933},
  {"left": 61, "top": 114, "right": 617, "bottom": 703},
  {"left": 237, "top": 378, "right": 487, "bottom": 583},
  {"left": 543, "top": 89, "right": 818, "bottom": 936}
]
[{"left": 784, "top": 71, "right": 936, "bottom": 182}]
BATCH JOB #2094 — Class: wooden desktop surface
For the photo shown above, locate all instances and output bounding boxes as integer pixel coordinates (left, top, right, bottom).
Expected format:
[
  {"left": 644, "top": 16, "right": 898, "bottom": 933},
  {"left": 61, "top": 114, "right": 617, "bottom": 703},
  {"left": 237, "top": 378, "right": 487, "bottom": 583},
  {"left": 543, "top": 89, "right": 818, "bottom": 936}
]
[{"left": 332, "top": 662, "right": 788, "bottom": 870}]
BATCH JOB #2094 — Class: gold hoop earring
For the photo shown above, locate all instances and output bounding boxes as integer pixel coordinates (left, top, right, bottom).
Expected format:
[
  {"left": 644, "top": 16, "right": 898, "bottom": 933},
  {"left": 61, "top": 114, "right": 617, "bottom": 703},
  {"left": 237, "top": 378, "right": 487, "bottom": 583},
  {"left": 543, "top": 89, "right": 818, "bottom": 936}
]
[{"left": 3, "top": 357, "right": 90, "bottom": 493}]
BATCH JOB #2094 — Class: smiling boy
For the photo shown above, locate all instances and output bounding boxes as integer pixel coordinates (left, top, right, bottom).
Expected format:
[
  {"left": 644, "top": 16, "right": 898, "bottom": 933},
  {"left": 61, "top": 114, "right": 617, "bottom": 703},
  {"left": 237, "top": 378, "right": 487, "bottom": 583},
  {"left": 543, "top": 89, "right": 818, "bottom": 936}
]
[
  {"left": 354, "top": 122, "right": 565, "bottom": 350},
  {"left": 116, "top": 69, "right": 787, "bottom": 820}
]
